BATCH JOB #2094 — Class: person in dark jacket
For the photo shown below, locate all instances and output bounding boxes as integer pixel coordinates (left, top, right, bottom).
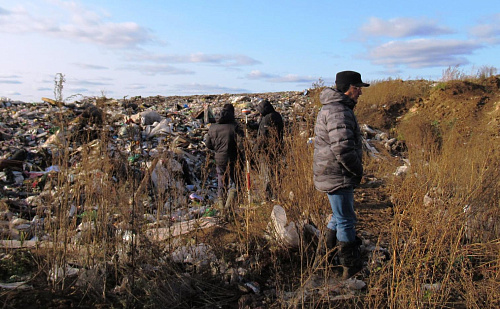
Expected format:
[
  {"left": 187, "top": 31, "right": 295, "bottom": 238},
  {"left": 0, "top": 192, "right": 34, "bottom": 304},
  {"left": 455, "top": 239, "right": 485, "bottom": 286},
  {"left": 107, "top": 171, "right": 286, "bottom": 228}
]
[
  {"left": 255, "top": 99, "right": 284, "bottom": 148},
  {"left": 254, "top": 99, "right": 284, "bottom": 201},
  {"left": 206, "top": 104, "right": 244, "bottom": 211},
  {"left": 313, "top": 71, "right": 369, "bottom": 279}
]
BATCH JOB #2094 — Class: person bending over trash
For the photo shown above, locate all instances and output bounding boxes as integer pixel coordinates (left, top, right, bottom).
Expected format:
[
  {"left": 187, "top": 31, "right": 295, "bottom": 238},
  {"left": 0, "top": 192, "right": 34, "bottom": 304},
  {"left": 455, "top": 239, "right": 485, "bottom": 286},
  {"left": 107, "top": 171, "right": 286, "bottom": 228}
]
[
  {"left": 313, "top": 71, "right": 369, "bottom": 279},
  {"left": 205, "top": 103, "right": 244, "bottom": 217}
]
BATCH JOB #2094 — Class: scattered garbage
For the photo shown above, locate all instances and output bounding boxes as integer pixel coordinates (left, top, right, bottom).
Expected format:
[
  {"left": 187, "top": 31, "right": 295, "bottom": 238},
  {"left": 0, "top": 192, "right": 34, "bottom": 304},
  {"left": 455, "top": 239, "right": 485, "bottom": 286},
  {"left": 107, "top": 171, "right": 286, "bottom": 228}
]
[
  {"left": 146, "top": 217, "right": 219, "bottom": 240},
  {"left": 393, "top": 159, "right": 411, "bottom": 176},
  {"left": 268, "top": 205, "right": 300, "bottom": 248},
  {"left": 0, "top": 93, "right": 405, "bottom": 277},
  {"left": 422, "top": 282, "right": 442, "bottom": 292},
  {"left": 171, "top": 243, "right": 216, "bottom": 266},
  {"left": 345, "top": 278, "right": 367, "bottom": 290},
  {"left": 189, "top": 193, "right": 204, "bottom": 202},
  {"left": 244, "top": 281, "right": 261, "bottom": 294},
  {"left": 48, "top": 264, "right": 80, "bottom": 283},
  {"left": 0, "top": 281, "right": 33, "bottom": 290}
]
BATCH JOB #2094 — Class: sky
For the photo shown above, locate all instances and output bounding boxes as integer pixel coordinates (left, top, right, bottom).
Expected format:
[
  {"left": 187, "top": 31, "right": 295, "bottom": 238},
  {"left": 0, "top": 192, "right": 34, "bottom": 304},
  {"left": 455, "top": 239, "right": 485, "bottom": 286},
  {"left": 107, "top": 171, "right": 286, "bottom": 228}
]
[{"left": 1, "top": 0, "right": 499, "bottom": 103}]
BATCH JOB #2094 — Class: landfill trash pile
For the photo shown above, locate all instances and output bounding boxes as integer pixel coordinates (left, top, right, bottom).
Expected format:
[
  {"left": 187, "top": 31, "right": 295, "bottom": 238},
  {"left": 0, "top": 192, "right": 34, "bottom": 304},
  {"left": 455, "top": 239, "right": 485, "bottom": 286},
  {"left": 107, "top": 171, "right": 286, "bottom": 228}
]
[
  {"left": 0, "top": 92, "right": 406, "bottom": 243},
  {"left": 0, "top": 92, "right": 313, "bottom": 241},
  {"left": 0, "top": 92, "right": 405, "bottom": 306}
]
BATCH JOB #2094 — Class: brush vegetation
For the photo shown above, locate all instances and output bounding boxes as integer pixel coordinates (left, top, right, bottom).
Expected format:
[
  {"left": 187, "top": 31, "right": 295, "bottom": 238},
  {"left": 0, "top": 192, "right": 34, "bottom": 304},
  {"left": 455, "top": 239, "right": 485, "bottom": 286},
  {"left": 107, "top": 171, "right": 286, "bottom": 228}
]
[{"left": 1, "top": 67, "right": 499, "bottom": 308}]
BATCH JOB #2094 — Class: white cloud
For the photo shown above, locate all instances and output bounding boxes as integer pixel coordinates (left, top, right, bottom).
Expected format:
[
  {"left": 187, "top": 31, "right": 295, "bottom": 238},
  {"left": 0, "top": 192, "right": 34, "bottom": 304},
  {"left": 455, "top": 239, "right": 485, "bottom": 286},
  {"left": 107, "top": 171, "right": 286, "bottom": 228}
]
[
  {"left": 70, "top": 80, "right": 111, "bottom": 86},
  {"left": 126, "top": 84, "right": 147, "bottom": 90},
  {"left": 6, "top": 91, "right": 21, "bottom": 96},
  {"left": 268, "top": 74, "right": 317, "bottom": 84},
  {"left": 121, "top": 64, "right": 195, "bottom": 76},
  {"left": 469, "top": 13, "right": 500, "bottom": 43},
  {"left": 244, "top": 70, "right": 316, "bottom": 84},
  {"left": 128, "top": 52, "right": 261, "bottom": 67},
  {"left": 187, "top": 53, "right": 260, "bottom": 66},
  {"left": 68, "top": 87, "right": 89, "bottom": 93},
  {"left": 73, "top": 63, "right": 109, "bottom": 70},
  {"left": 171, "top": 83, "right": 249, "bottom": 95},
  {"left": 0, "top": 75, "right": 23, "bottom": 87},
  {"left": 246, "top": 70, "right": 277, "bottom": 79},
  {"left": 361, "top": 17, "right": 453, "bottom": 38},
  {"left": 368, "top": 38, "right": 482, "bottom": 68},
  {"left": 0, "top": 2, "right": 155, "bottom": 49}
]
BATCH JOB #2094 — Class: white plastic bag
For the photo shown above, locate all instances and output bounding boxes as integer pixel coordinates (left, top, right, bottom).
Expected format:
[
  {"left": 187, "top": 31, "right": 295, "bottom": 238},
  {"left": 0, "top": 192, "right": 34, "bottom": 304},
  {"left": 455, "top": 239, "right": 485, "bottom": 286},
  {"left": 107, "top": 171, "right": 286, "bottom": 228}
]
[{"left": 270, "top": 205, "right": 300, "bottom": 248}]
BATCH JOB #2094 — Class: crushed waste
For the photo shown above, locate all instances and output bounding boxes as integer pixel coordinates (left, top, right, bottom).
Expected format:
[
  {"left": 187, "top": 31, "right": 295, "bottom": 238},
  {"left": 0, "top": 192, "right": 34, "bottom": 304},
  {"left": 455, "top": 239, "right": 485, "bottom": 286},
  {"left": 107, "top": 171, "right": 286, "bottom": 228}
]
[{"left": 0, "top": 92, "right": 405, "bottom": 300}]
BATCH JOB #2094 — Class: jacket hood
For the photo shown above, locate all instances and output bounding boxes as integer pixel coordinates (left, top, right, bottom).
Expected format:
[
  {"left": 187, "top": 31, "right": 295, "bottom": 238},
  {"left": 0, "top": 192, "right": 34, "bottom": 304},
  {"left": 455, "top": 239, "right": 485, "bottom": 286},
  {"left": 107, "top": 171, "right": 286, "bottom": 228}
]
[
  {"left": 256, "top": 99, "right": 275, "bottom": 116},
  {"left": 217, "top": 106, "right": 235, "bottom": 124},
  {"left": 319, "top": 87, "right": 356, "bottom": 109}
]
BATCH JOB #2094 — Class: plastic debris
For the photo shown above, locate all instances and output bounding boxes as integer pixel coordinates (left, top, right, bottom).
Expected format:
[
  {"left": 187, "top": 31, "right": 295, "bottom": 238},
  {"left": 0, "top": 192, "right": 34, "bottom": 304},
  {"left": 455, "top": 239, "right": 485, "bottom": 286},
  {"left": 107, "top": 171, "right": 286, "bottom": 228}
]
[{"left": 269, "top": 205, "right": 300, "bottom": 248}]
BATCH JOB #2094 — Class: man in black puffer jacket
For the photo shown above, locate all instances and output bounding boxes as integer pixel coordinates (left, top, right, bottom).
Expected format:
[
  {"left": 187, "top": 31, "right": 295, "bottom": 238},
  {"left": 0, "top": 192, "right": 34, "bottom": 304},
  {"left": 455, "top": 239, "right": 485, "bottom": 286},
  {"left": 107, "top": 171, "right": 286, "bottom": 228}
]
[
  {"left": 254, "top": 99, "right": 284, "bottom": 201},
  {"left": 313, "top": 71, "right": 369, "bottom": 279},
  {"left": 206, "top": 104, "right": 244, "bottom": 210}
]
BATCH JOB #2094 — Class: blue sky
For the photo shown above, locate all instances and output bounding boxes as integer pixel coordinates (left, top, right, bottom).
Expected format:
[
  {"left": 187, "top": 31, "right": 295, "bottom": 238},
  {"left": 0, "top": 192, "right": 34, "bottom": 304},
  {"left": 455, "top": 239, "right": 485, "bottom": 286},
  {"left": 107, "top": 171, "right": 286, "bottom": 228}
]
[{"left": 1, "top": 0, "right": 499, "bottom": 102}]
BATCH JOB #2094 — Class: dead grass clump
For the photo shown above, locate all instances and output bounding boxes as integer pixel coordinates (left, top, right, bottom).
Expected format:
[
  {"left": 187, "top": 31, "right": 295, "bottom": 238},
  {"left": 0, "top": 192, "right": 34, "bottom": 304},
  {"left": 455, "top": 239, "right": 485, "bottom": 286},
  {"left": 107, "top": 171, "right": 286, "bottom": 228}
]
[
  {"left": 441, "top": 65, "right": 498, "bottom": 82},
  {"left": 369, "top": 75, "right": 500, "bottom": 307},
  {"left": 356, "top": 78, "right": 432, "bottom": 130},
  {"left": 307, "top": 77, "right": 326, "bottom": 108}
]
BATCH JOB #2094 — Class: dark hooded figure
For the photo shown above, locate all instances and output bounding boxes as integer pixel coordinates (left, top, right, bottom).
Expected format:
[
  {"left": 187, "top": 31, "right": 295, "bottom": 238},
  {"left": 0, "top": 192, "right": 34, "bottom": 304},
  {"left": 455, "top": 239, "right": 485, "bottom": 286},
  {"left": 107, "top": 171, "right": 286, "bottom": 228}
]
[
  {"left": 255, "top": 99, "right": 284, "bottom": 153},
  {"left": 206, "top": 103, "right": 244, "bottom": 208},
  {"left": 253, "top": 99, "right": 284, "bottom": 201}
]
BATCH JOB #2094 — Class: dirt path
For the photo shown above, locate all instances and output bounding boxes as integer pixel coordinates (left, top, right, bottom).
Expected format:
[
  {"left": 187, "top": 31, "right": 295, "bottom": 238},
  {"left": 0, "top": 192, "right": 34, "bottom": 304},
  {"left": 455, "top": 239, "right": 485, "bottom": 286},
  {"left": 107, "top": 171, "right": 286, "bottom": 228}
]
[{"left": 356, "top": 178, "right": 393, "bottom": 247}]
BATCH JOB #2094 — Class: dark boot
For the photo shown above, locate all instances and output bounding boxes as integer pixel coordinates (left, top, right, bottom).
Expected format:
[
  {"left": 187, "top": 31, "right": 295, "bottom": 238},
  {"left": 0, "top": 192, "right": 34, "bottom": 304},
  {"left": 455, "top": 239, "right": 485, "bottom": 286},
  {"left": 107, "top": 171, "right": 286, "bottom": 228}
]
[
  {"left": 325, "top": 229, "right": 339, "bottom": 265},
  {"left": 339, "top": 240, "right": 363, "bottom": 280}
]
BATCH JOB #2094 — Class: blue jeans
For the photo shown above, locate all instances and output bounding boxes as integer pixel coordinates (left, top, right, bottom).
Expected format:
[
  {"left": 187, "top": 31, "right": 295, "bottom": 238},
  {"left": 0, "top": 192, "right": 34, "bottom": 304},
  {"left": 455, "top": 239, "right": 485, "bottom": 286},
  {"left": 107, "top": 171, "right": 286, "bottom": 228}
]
[{"left": 327, "top": 187, "right": 357, "bottom": 243}]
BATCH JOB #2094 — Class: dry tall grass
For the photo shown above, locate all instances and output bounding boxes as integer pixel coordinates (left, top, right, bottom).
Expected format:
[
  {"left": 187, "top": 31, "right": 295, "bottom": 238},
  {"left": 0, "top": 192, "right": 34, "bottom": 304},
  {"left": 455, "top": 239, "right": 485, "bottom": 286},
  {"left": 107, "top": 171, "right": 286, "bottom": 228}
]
[
  {"left": 364, "top": 75, "right": 500, "bottom": 308},
  {"left": 267, "top": 74, "right": 499, "bottom": 308},
  {"left": 3, "top": 72, "right": 498, "bottom": 308}
]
